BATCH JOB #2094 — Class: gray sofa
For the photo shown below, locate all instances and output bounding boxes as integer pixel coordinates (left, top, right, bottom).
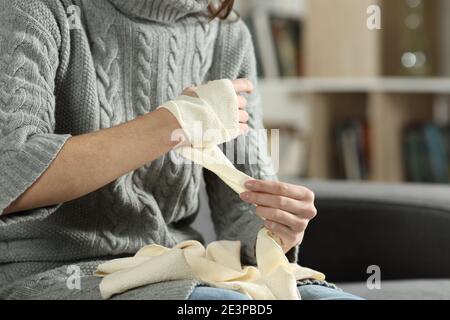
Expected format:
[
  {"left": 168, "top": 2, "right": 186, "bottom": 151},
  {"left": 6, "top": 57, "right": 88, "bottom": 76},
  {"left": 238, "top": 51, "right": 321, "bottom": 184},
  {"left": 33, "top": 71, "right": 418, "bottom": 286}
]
[
  {"left": 295, "top": 180, "right": 450, "bottom": 300},
  {"left": 194, "top": 179, "right": 450, "bottom": 300}
]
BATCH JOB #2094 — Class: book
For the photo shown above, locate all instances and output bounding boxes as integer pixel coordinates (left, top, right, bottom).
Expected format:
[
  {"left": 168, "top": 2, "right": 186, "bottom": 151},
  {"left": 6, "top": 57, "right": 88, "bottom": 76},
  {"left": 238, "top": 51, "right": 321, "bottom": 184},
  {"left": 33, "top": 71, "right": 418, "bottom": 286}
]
[
  {"left": 334, "top": 121, "right": 370, "bottom": 181},
  {"left": 250, "top": 8, "right": 280, "bottom": 78},
  {"left": 270, "top": 15, "right": 303, "bottom": 77},
  {"left": 341, "top": 125, "right": 362, "bottom": 180},
  {"left": 424, "top": 124, "right": 449, "bottom": 183},
  {"left": 404, "top": 125, "right": 431, "bottom": 182},
  {"left": 445, "top": 127, "right": 450, "bottom": 181},
  {"left": 404, "top": 124, "right": 449, "bottom": 183}
]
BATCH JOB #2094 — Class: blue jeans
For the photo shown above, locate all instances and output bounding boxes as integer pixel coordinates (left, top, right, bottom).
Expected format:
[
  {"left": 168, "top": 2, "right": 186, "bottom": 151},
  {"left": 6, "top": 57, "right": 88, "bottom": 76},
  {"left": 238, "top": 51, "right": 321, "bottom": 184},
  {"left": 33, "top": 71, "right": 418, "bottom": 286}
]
[{"left": 188, "top": 284, "right": 363, "bottom": 300}]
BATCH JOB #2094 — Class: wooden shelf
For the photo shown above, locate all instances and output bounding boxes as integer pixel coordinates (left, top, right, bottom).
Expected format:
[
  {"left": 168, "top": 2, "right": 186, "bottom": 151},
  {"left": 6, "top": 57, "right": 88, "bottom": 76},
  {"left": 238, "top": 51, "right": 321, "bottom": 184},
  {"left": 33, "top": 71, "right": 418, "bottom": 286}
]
[
  {"left": 259, "top": 77, "right": 450, "bottom": 95},
  {"left": 254, "top": 0, "right": 449, "bottom": 183}
]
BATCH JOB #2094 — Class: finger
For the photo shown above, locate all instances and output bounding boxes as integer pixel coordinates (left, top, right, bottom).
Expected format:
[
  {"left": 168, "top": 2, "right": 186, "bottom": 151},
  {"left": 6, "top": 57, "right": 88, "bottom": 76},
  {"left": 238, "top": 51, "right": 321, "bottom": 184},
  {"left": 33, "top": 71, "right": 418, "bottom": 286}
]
[
  {"left": 264, "top": 220, "right": 297, "bottom": 247},
  {"left": 239, "top": 123, "right": 249, "bottom": 135},
  {"left": 244, "top": 180, "right": 315, "bottom": 201},
  {"left": 240, "top": 192, "right": 300, "bottom": 213},
  {"left": 256, "top": 206, "right": 307, "bottom": 233},
  {"left": 182, "top": 91, "right": 198, "bottom": 98},
  {"left": 170, "top": 128, "right": 191, "bottom": 148},
  {"left": 239, "top": 110, "right": 249, "bottom": 123},
  {"left": 232, "top": 78, "right": 254, "bottom": 94},
  {"left": 237, "top": 95, "right": 247, "bottom": 109}
]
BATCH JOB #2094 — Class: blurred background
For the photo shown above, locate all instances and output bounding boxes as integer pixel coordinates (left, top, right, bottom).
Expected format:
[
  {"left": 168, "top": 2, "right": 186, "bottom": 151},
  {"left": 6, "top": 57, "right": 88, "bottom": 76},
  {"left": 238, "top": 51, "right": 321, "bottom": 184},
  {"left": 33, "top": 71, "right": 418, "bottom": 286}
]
[
  {"left": 235, "top": 0, "right": 450, "bottom": 184},
  {"left": 194, "top": 2, "right": 450, "bottom": 297}
]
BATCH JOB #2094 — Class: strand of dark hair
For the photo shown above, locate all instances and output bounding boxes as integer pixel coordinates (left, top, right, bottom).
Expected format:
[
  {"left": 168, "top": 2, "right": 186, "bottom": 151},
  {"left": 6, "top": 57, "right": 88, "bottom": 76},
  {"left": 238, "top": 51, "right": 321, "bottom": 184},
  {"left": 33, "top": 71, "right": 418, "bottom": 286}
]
[{"left": 208, "top": 0, "right": 235, "bottom": 20}]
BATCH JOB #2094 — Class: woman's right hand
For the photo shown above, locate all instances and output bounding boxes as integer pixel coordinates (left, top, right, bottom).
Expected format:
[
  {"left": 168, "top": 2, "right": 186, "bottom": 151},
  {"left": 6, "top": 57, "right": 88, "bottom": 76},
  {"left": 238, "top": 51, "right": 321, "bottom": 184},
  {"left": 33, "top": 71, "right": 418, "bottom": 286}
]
[{"left": 181, "top": 78, "right": 253, "bottom": 136}]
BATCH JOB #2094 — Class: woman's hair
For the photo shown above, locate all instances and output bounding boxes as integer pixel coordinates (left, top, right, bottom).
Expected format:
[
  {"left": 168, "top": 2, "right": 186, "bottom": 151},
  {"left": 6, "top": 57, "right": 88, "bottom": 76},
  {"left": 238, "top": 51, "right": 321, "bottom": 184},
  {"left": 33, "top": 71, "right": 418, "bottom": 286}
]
[{"left": 208, "top": 0, "right": 235, "bottom": 20}]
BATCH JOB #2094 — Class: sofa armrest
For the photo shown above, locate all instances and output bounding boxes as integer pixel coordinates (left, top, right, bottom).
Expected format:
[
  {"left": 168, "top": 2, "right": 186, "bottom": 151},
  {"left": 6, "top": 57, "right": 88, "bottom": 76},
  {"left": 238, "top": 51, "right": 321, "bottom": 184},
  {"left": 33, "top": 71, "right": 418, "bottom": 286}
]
[{"left": 287, "top": 179, "right": 450, "bottom": 282}]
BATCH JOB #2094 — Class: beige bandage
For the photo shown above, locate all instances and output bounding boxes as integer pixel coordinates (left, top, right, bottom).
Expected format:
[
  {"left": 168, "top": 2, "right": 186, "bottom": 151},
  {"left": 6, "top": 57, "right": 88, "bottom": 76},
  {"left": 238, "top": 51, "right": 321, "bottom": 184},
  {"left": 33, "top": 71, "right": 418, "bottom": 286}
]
[
  {"left": 94, "top": 148, "right": 325, "bottom": 300},
  {"left": 95, "top": 227, "right": 325, "bottom": 300},
  {"left": 158, "top": 79, "right": 240, "bottom": 148}
]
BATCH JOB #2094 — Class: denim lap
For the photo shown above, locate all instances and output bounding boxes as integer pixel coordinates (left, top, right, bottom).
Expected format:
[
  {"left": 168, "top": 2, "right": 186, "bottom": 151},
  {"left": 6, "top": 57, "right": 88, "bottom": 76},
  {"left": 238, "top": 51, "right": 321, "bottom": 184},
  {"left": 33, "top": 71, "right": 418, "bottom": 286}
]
[
  {"left": 188, "top": 286, "right": 251, "bottom": 300},
  {"left": 298, "top": 284, "right": 363, "bottom": 300},
  {"left": 188, "top": 284, "right": 363, "bottom": 300}
]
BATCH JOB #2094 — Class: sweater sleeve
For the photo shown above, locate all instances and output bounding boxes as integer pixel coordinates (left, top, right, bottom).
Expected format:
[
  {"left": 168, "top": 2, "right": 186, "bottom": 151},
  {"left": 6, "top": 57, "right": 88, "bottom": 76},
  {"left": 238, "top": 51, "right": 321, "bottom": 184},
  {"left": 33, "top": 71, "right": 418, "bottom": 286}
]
[
  {"left": 204, "top": 20, "right": 299, "bottom": 265},
  {"left": 0, "top": 4, "right": 71, "bottom": 223}
]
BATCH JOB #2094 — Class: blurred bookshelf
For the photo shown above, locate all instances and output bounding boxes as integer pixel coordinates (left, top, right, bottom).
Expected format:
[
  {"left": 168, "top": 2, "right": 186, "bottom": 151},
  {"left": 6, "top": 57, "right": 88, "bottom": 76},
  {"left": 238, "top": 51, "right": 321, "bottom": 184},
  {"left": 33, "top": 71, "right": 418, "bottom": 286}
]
[
  {"left": 259, "top": 77, "right": 450, "bottom": 94},
  {"left": 237, "top": 0, "right": 450, "bottom": 184}
]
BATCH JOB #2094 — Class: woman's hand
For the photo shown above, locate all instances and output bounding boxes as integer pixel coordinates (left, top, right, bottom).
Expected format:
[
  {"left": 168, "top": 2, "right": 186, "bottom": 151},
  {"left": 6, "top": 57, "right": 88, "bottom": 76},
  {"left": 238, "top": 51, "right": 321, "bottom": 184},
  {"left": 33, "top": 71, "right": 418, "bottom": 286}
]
[
  {"left": 240, "top": 180, "right": 317, "bottom": 253},
  {"left": 181, "top": 78, "right": 253, "bottom": 135}
]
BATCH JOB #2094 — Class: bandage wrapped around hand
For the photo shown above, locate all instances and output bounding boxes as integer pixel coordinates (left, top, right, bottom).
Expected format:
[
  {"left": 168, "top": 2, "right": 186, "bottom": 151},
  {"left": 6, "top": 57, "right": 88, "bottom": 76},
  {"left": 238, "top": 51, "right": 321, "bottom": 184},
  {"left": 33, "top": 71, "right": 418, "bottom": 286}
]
[{"left": 158, "top": 79, "right": 239, "bottom": 148}]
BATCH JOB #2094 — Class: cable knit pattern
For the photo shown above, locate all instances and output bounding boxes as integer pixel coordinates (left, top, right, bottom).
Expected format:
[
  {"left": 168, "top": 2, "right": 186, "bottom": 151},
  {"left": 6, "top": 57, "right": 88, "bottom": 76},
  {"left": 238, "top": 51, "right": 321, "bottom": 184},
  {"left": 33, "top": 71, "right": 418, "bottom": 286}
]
[
  {"left": 0, "top": 0, "right": 297, "bottom": 300},
  {"left": 135, "top": 31, "right": 153, "bottom": 115}
]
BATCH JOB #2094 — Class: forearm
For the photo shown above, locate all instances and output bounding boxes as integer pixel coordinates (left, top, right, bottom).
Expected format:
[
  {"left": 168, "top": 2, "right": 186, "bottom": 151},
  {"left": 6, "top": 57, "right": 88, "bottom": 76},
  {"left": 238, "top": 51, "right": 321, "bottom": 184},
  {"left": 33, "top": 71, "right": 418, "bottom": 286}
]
[{"left": 3, "top": 109, "right": 180, "bottom": 215}]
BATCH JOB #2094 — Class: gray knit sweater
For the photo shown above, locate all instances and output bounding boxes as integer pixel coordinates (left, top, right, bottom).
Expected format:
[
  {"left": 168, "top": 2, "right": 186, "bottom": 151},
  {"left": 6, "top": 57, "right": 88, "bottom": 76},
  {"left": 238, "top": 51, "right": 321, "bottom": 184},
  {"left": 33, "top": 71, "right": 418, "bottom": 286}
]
[{"left": 0, "top": 0, "right": 298, "bottom": 300}]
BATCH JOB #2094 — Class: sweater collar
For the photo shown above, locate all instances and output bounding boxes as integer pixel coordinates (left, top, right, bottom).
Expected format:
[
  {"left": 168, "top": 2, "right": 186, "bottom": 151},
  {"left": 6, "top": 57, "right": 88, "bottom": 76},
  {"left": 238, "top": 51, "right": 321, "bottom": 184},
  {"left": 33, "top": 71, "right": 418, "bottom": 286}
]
[{"left": 108, "top": 0, "right": 209, "bottom": 23}]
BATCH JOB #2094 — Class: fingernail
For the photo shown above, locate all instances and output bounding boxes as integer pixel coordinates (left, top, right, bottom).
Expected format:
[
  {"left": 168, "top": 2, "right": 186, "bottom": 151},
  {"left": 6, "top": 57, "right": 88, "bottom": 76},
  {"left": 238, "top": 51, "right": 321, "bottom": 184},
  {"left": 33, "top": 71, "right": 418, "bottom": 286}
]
[
  {"left": 265, "top": 221, "right": 274, "bottom": 229},
  {"left": 245, "top": 180, "right": 255, "bottom": 188},
  {"left": 240, "top": 192, "right": 251, "bottom": 201}
]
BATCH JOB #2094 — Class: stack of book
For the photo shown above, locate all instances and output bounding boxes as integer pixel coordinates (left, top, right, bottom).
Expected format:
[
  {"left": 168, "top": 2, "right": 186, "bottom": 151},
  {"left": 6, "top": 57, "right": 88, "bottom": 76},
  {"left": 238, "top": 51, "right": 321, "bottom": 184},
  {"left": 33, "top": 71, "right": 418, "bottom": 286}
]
[{"left": 404, "top": 124, "right": 450, "bottom": 183}]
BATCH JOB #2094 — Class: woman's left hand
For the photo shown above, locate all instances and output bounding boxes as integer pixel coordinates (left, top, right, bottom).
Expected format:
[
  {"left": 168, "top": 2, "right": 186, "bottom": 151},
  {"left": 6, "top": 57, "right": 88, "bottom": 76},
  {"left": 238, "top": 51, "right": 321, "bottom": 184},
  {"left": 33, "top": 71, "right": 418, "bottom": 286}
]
[{"left": 240, "top": 180, "right": 317, "bottom": 253}]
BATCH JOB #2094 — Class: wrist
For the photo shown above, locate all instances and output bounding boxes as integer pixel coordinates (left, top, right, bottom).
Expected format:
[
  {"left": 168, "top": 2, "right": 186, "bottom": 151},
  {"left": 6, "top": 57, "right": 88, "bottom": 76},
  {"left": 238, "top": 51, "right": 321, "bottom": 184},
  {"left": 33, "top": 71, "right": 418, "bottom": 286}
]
[
  {"left": 142, "top": 108, "right": 182, "bottom": 149},
  {"left": 156, "top": 107, "right": 181, "bottom": 130}
]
